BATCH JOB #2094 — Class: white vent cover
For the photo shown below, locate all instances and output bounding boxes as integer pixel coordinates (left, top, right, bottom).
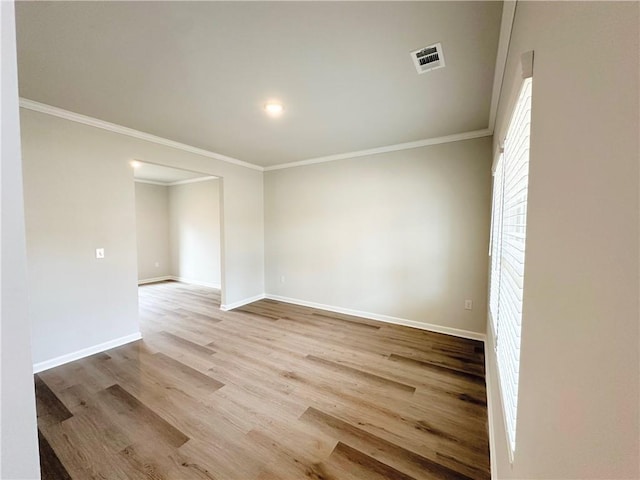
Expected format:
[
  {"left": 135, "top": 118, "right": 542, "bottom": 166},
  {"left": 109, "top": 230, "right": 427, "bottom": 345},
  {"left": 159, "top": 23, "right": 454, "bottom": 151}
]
[{"left": 410, "top": 43, "right": 445, "bottom": 74}]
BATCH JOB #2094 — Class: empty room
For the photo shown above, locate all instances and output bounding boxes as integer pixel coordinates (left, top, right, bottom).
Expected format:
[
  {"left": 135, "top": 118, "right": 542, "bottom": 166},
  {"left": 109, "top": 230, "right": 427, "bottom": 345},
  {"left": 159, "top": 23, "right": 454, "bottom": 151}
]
[{"left": 1, "top": 1, "right": 638, "bottom": 480}]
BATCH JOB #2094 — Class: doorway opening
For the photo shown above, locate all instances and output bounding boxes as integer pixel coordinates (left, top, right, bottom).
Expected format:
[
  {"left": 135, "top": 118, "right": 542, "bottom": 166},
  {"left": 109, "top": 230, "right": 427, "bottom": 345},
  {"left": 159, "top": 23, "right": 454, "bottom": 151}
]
[{"left": 132, "top": 162, "right": 224, "bottom": 307}]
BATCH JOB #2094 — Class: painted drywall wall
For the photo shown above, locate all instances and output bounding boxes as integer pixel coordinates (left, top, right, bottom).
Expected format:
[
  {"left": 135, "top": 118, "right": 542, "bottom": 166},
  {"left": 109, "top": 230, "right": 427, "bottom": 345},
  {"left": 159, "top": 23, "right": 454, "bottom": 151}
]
[
  {"left": 134, "top": 182, "right": 171, "bottom": 281},
  {"left": 134, "top": 179, "right": 221, "bottom": 286},
  {"left": 0, "top": 1, "right": 41, "bottom": 478},
  {"left": 169, "top": 179, "right": 221, "bottom": 287},
  {"left": 486, "top": 2, "right": 639, "bottom": 478},
  {"left": 265, "top": 137, "right": 492, "bottom": 335},
  {"left": 20, "top": 109, "right": 264, "bottom": 367},
  {"left": 21, "top": 116, "right": 141, "bottom": 366}
]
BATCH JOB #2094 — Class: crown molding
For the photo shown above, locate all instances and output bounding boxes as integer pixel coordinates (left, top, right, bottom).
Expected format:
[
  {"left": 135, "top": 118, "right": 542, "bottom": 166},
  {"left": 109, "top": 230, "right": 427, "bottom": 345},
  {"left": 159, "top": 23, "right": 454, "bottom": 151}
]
[
  {"left": 135, "top": 175, "right": 217, "bottom": 187},
  {"left": 19, "top": 98, "right": 263, "bottom": 172},
  {"left": 264, "top": 128, "right": 493, "bottom": 171},
  {"left": 488, "top": 0, "right": 517, "bottom": 131},
  {"left": 21, "top": 98, "right": 494, "bottom": 174},
  {"left": 133, "top": 179, "right": 167, "bottom": 186},
  {"left": 168, "top": 176, "right": 218, "bottom": 186}
]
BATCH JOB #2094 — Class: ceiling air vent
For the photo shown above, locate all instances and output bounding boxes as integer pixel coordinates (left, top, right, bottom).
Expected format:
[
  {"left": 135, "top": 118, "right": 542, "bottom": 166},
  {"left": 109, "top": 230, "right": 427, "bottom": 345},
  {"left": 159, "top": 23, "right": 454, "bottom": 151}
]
[{"left": 410, "top": 43, "right": 445, "bottom": 74}]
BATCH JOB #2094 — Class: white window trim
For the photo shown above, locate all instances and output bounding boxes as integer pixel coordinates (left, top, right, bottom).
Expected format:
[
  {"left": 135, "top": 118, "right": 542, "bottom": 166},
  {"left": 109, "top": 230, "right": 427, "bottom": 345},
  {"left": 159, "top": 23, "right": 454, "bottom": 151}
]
[{"left": 489, "top": 50, "right": 534, "bottom": 462}]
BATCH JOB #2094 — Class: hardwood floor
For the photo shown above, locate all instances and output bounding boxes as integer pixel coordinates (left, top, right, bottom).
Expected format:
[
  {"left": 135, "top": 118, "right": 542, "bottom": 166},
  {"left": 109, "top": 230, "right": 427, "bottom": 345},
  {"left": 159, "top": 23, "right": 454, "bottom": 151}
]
[{"left": 35, "top": 281, "right": 490, "bottom": 479}]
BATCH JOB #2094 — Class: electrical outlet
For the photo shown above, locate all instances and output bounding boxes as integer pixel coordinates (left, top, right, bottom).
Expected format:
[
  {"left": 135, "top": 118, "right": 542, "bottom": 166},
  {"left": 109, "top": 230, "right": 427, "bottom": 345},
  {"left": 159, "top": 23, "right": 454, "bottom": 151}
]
[
  {"left": 280, "top": 275, "right": 285, "bottom": 284},
  {"left": 96, "top": 248, "right": 105, "bottom": 259},
  {"left": 464, "top": 299, "right": 473, "bottom": 310}
]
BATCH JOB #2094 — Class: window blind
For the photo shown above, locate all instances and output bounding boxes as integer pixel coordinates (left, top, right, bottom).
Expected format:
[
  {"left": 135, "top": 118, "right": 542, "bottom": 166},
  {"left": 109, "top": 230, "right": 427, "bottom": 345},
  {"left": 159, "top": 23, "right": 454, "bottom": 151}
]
[
  {"left": 489, "top": 154, "right": 504, "bottom": 334},
  {"left": 490, "top": 76, "right": 532, "bottom": 454}
]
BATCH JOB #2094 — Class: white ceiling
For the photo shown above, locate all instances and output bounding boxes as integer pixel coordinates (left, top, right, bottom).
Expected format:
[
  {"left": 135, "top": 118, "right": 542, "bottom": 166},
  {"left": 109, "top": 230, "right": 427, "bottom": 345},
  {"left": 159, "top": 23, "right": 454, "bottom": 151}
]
[
  {"left": 15, "top": 1, "right": 503, "bottom": 168},
  {"left": 133, "top": 162, "right": 214, "bottom": 185}
]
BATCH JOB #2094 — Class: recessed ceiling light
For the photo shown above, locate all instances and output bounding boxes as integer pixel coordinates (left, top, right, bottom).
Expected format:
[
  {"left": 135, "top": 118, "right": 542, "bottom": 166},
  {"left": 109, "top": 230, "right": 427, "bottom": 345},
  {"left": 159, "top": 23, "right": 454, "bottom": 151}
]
[
  {"left": 264, "top": 102, "right": 284, "bottom": 116},
  {"left": 130, "top": 160, "right": 142, "bottom": 169}
]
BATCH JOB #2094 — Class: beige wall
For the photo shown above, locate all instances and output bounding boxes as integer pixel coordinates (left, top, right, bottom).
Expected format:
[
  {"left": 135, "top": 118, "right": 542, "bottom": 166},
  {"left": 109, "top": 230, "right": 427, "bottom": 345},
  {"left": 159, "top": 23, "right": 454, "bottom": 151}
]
[
  {"left": 135, "top": 182, "right": 171, "bottom": 281},
  {"left": 169, "top": 179, "right": 221, "bottom": 287},
  {"left": 487, "top": 2, "right": 639, "bottom": 478},
  {"left": 265, "top": 136, "right": 492, "bottom": 335},
  {"left": 0, "top": 1, "right": 41, "bottom": 478},
  {"left": 20, "top": 108, "right": 264, "bottom": 367}
]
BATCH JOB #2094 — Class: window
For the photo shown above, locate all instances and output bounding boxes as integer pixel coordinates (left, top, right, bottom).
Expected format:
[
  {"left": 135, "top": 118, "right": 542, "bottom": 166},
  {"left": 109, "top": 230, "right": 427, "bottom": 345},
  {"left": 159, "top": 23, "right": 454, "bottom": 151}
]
[{"left": 489, "top": 75, "right": 532, "bottom": 455}]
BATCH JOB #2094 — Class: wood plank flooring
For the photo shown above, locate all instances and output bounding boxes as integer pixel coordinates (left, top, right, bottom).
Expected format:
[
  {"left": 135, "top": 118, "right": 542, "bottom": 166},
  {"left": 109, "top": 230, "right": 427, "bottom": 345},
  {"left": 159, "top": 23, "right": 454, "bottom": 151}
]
[{"left": 36, "top": 281, "right": 490, "bottom": 479}]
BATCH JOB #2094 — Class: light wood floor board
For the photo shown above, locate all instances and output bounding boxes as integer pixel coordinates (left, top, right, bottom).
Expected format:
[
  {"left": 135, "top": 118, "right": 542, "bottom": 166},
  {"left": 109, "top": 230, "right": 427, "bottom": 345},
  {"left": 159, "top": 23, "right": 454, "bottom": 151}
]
[{"left": 35, "top": 281, "right": 490, "bottom": 479}]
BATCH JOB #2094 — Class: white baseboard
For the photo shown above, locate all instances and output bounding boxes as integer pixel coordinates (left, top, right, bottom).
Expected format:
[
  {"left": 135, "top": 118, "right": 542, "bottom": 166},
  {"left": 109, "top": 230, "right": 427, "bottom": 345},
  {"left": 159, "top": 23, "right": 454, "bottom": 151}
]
[
  {"left": 33, "top": 332, "right": 142, "bottom": 374},
  {"left": 264, "top": 294, "right": 486, "bottom": 342},
  {"left": 137, "top": 275, "right": 222, "bottom": 289},
  {"left": 169, "top": 276, "right": 221, "bottom": 290},
  {"left": 220, "top": 293, "right": 266, "bottom": 311},
  {"left": 138, "top": 275, "right": 172, "bottom": 285}
]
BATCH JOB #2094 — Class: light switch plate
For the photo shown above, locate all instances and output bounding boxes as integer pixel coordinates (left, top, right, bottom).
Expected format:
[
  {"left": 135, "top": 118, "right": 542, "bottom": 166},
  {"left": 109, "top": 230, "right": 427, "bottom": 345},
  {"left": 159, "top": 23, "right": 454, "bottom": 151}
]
[{"left": 96, "top": 248, "right": 105, "bottom": 259}]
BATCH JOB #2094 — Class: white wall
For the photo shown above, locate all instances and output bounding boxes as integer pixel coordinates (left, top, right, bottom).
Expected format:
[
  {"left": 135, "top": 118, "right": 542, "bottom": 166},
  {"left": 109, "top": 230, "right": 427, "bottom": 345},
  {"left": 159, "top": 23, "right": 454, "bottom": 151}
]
[
  {"left": 265, "top": 136, "right": 492, "bottom": 336},
  {"left": 487, "top": 2, "right": 639, "bottom": 478},
  {"left": 135, "top": 179, "right": 221, "bottom": 287},
  {"left": 22, "top": 114, "right": 141, "bottom": 366},
  {"left": 135, "top": 182, "right": 171, "bottom": 281},
  {"left": 0, "top": 1, "right": 41, "bottom": 478},
  {"left": 169, "top": 179, "right": 221, "bottom": 288},
  {"left": 20, "top": 109, "right": 264, "bottom": 368}
]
